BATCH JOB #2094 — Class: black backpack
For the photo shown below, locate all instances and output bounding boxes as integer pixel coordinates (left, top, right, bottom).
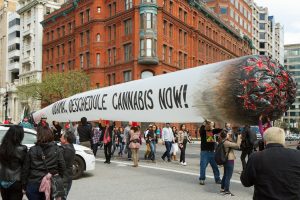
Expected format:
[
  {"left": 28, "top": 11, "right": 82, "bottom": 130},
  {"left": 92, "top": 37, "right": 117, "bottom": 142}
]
[{"left": 214, "top": 140, "right": 229, "bottom": 165}]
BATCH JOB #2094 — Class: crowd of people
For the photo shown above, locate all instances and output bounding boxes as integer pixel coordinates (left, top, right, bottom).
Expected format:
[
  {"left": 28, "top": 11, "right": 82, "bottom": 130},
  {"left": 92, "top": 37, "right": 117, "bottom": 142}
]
[{"left": 1, "top": 114, "right": 300, "bottom": 199}]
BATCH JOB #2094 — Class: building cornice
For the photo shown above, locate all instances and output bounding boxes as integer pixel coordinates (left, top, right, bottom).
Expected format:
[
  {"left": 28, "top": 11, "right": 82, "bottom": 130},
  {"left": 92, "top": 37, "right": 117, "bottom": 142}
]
[
  {"left": 17, "top": 0, "right": 47, "bottom": 14},
  {"left": 41, "top": 0, "right": 80, "bottom": 27}
]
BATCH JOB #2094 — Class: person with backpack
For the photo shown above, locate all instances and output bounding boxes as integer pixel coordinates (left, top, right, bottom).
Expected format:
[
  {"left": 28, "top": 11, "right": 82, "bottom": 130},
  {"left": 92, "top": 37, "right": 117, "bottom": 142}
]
[
  {"left": 240, "top": 125, "right": 254, "bottom": 171},
  {"left": 219, "top": 130, "right": 241, "bottom": 196}
]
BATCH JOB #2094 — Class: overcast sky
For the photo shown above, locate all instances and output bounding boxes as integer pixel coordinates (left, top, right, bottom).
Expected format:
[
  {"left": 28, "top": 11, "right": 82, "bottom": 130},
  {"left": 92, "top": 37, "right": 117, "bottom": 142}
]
[{"left": 254, "top": 0, "right": 300, "bottom": 45}]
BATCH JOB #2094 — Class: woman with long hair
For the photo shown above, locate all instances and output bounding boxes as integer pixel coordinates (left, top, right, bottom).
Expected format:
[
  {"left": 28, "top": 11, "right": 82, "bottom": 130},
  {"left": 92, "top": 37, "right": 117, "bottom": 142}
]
[
  {"left": 22, "top": 126, "right": 66, "bottom": 200},
  {"left": 129, "top": 126, "right": 141, "bottom": 167},
  {"left": 170, "top": 126, "right": 179, "bottom": 161},
  {"left": 178, "top": 124, "right": 191, "bottom": 166},
  {"left": 0, "top": 125, "right": 27, "bottom": 200}
]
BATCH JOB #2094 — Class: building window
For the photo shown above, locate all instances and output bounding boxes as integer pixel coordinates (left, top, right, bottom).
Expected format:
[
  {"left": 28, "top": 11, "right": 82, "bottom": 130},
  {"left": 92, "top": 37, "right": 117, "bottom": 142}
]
[
  {"left": 68, "top": 61, "right": 71, "bottom": 70},
  {"left": 230, "top": 8, "right": 234, "bottom": 18},
  {"left": 57, "top": 28, "right": 60, "bottom": 38},
  {"left": 179, "top": 29, "right": 182, "bottom": 45},
  {"left": 113, "top": 47, "right": 116, "bottom": 64},
  {"left": 112, "top": 73, "right": 115, "bottom": 85},
  {"left": 96, "top": 33, "right": 101, "bottom": 42},
  {"left": 57, "top": 45, "right": 60, "bottom": 57},
  {"left": 141, "top": 70, "right": 154, "bottom": 79},
  {"left": 68, "top": 41, "right": 71, "bottom": 53},
  {"left": 107, "top": 74, "right": 111, "bottom": 86},
  {"left": 124, "top": 43, "right": 132, "bottom": 61},
  {"left": 169, "top": 24, "right": 173, "bottom": 38},
  {"left": 97, "top": 7, "right": 101, "bottom": 13},
  {"left": 47, "top": 32, "right": 50, "bottom": 42},
  {"left": 80, "top": 32, "right": 84, "bottom": 46},
  {"left": 108, "top": 49, "right": 112, "bottom": 64},
  {"left": 68, "top": 22, "right": 72, "bottom": 33},
  {"left": 96, "top": 53, "right": 100, "bottom": 67},
  {"left": 51, "top": 48, "right": 54, "bottom": 59},
  {"left": 51, "top": 31, "right": 54, "bottom": 40},
  {"left": 124, "top": 19, "right": 132, "bottom": 35},
  {"left": 109, "top": 4, "right": 112, "bottom": 17},
  {"left": 125, "top": 0, "right": 133, "bottom": 10},
  {"left": 259, "top": 42, "right": 265, "bottom": 49},
  {"left": 178, "top": 51, "right": 182, "bottom": 68},
  {"left": 259, "top": 33, "right": 265, "bottom": 39},
  {"left": 86, "top": 52, "right": 90, "bottom": 68},
  {"left": 112, "top": 24, "right": 116, "bottom": 40},
  {"left": 80, "top": 54, "right": 84, "bottom": 68},
  {"left": 62, "top": 63, "right": 65, "bottom": 72},
  {"left": 86, "top": 30, "right": 90, "bottom": 44},
  {"left": 80, "top": 12, "right": 84, "bottom": 24},
  {"left": 86, "top": 9, "right": 90, "bottom": 22},
  {"left": 162, "top": 45, "right": 167, "bottom": 61},
  {"left": 62, "top": 44, "right": 65, "bottom": 55},
  {"left": 62, "top": 26, "right": 65, "bottom": 36},
  {"left": 184, "top": 54, "right": 187, "bottom": 68},
  {"left": 168, "top": 47, "right": 172, "bottom": 64},
  {"left": 163, "top": 20, "right": 167, "bottom": 35},
  {"left": 184, "top": 32, "right": 187, "bottom": 46},
  {"left": 184, "top": 11, "right": 187, "bottom": 23},
  {"left": 47, "top": 49, "right": 49, "bottom": 61},
  {"left": 169, "top": 1, "right": 173, "bottom": 13},
  {"left": 146, "top": 39, "right": 152, "bottom": 57},
  {"left": 57, "top": 64, "right": 59, "bottom": 72},
  {"left": 141, "top": 12, "right": 156, "bottom": 29},
  {"left": 140, "top": 39, "right": 145, "bottom": 56},
  {"left": 108, "top": 26, "right": 112, "bottom": 40},
  {"left": 259, "top": 13, "right": 266, "bottom": 20},
  {"left": 220, "top": 7, "right": 227, "bottom": 14},
  {"left": 123, "top": 70, "right": 132, "bottom": 82},
  {"left": 179, "top": 8, "right": 182, "bottom": 20},
  {"left": 96, "top": 83, "right": 100, "bottom": 88},
  {"left": 259, "top": 23, "right": 265, "bottom": 30}
]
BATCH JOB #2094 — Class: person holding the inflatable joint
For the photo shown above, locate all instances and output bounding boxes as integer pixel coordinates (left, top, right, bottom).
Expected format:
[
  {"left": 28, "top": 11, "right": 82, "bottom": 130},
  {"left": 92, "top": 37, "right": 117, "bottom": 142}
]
[
  {"left": 258, "top": 114, "right": 272, "bottom": 151},
  {"left": 199, "top": 120, "right": 222, "bottom": 185},
  {"left": 241, "top": 127, "right": 300, "bottom": 200}
]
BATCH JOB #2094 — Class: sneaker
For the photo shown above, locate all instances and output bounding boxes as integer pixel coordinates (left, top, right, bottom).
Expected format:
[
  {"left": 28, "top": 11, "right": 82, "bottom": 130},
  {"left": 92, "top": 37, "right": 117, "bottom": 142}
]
[
  {"left": 104, "top": 161, "right": 108, "bottom": 164},
  {"left": 215, "top": 179, "right": 222, "bottom": 184},
  {"left": 161, "top": 156, "right": 165, "bottom": 161},
  {"left": 167, "top": 159, "right": 171, "bottom": 162},
  {"left": 180, "top": 161, "right": 183, "bottom": 165},
  {"left": 183, "top": 162, "right": 187, "bottom": 166},
  {"left": 199, "top": 180, "right": 205, "bottom": 185},
  {"left": 224, "top": 191, "right": 235, "bottom": 196},
  {"left": 220, "top": 190, "right": 225, "bottom": 195}
]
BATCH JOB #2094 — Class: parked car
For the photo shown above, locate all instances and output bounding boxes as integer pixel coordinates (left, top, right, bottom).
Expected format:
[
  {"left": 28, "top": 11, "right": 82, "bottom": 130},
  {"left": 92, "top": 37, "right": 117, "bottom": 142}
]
[{"left": 0, "top": 125, "right": 95, "bottom": 179}]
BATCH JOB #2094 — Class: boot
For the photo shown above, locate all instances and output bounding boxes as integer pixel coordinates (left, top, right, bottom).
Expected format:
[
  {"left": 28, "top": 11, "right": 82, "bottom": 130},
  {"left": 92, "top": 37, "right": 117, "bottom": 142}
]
[{"left": 174, "top": 155, "right": 178, "bottom": 161}]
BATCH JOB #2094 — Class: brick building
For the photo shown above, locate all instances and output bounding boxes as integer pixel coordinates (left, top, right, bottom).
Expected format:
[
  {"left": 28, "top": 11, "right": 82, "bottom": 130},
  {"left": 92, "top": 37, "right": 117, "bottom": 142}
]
[
  {"left": 41, "top": 0, "right": 252, "bottom": 132},
  {"left": 204, "top": 0, "right": 252, "bottom": 38}
]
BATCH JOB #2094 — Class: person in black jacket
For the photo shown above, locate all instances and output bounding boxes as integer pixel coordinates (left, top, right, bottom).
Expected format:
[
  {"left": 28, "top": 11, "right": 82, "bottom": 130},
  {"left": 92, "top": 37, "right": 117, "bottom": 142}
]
[
  {"left": 51, "top": 121, "right": 62, "bottom": 142},
  {"left": 22, "top": 126, "right": 66, "bottom": 199},
  {"left": 60, "top": 131, "right": 76, "bottom": 200},
  {"left": 199, "top": 121, "right": 221, "bottom": 185},
  {"left": 103, "top": 121, "right": 114, "bottom": 164},
  {"left": 241, "top": 127, "right": 300, "bottom": 200},
  {"left": 0, "top": 125, "right": 27, "bottom": 200},
  {"left": 77, "top": 117, "right": 92, "bottom": 148}
]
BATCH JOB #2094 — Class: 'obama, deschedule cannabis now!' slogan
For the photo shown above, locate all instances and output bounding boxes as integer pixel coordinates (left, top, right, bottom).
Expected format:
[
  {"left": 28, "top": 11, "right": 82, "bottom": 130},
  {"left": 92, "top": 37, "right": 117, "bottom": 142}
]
[{"left": 33, "top": 55, "right": 296, "bottom": 125}]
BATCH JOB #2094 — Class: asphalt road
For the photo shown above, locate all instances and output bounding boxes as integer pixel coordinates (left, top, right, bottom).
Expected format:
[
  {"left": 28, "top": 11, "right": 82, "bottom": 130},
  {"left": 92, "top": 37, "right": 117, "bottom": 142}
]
[{"left": 68, "top": 143, "right": 254, "bottom": 200}]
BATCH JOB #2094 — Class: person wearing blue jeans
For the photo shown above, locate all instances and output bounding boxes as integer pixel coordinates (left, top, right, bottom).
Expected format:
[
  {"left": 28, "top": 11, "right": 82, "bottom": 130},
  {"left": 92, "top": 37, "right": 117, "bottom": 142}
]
[
  {"left": 199, "top": 121, "right": 221, "bottom": 185},
  {"left": 162, "top": 141, "right": 172, "bottom": 161},
  {"left": 199, "top": 151, "right": 221, "bottom": 183},
  {"left": 221, "top": 160, "right": 234, "bottom": 194},
  {"left": 219, "top": 129, "right": 240, "bottom": 196},
  {"left": 161, "top": 123, "right": 174, "bottom": 162}
]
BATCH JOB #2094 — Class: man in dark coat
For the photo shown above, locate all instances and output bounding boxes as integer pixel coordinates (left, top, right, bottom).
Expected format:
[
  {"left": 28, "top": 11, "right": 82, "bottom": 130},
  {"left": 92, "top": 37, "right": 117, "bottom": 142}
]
[{"left": 241, "top": 127, "right": 300, "bottom": 200}]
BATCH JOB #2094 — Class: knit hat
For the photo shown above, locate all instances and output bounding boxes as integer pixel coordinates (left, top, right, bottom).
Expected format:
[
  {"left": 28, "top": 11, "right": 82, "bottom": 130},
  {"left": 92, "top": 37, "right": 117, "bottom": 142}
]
[
  {"left": 263, "top": 127, "right": 285, "bottom": 145},
  {"left": 131, "top": 122, "right": 138, "bottom": 127}
]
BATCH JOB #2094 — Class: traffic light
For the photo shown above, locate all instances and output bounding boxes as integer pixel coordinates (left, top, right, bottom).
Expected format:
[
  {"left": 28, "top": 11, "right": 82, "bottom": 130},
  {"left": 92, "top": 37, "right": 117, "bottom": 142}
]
[{"left": 3, "top": 92, "right": 8, "bottom": 107}]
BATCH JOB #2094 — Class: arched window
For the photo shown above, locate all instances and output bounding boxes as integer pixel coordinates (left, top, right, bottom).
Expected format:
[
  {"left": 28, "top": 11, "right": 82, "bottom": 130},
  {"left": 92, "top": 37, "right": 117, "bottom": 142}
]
[
  {"left": 141, "top": 70, "right": 154, "bottom": 79},
  {"left": 96, "top": 34, "right": 100, "bottom": 42}
]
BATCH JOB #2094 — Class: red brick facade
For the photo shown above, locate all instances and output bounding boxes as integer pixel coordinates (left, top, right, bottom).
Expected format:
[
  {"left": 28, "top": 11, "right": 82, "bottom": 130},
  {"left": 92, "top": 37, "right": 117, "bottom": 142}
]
[{"left": 42, "top": 0, "right": 251, "bottom": 134}]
